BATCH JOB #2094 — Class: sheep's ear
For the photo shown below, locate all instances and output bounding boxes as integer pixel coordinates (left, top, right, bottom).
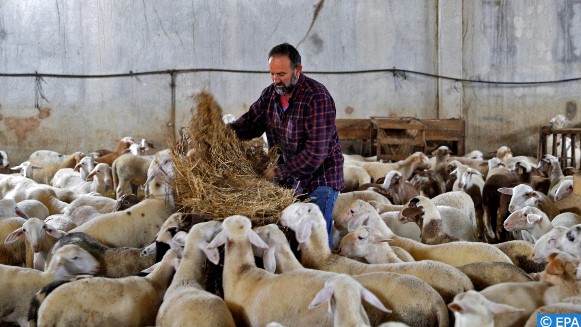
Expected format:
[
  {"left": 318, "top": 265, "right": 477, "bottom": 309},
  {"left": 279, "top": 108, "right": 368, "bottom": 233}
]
[
  {"left": 308, "top": 285, "right": 334, "bottom": 316},
  {"left": 200, "top": 241, "right": 221, "bottom": 265},
  {"left": 448, "top": 302, "right": 465, "bottom": 313},
  {"left": 487, "top": 301, "right": 525, "bottom": 315},
  {"left": 361, "top": 287, "right": 391, "bottom": 313},
  {"left": 347, "top": 214, "right": 368, "bottom": 233},
  {"left": 498, "top": 187, "right": 513, "bottom": 195},
  {"left": 44, "top": 225, "right": 66, "bottom": 239},
  {"left": 4, "top": 227, "right": 24, "bottom": 244},
  {"left": 173, "top": 232, "right": 188, "bottom": 247},
  {"left": 526, "top": 214, "right": 542, "bottom": 224},
  {"left": 207, "top": 229, "right": 228, "bottom": 249},
  {"left": 249, "top": 229, "right": 269, "bottom": 249},
  {"left": 546, "top": 257, "right": 565, "bottom": 275},
  {"left": 262, "top": 246, "right": 277, "bottom": 273},
  {"left": 295, "top": 219, "right": 314, "bottom": 243}
]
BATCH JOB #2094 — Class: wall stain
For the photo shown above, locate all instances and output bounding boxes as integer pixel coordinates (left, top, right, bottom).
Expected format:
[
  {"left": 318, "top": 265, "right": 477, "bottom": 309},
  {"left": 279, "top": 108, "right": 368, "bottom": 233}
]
[
  {"left": 297, "top": 0, "right": 325, "bottom": 48},
  {"left": 3, "top": 107, "right": 52, "bottom": 142}
]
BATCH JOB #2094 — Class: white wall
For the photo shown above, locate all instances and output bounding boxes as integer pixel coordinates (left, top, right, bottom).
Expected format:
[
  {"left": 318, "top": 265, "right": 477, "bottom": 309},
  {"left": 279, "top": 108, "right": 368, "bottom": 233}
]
[{"left": 0, "top": 0, "right": 580, "bottom": 164}]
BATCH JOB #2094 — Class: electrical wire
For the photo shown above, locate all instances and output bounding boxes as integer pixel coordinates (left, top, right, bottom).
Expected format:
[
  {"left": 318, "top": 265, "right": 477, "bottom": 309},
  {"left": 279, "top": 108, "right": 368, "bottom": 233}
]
[{"left": 1, "top": 67, "right": 581, "bottom": 85}]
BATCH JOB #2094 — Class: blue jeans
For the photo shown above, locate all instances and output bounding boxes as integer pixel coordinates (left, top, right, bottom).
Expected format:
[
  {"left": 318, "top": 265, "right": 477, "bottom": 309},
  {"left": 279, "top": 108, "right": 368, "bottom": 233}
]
[{"left": 304, "top": 186, "right": 339, "bottom": 249}]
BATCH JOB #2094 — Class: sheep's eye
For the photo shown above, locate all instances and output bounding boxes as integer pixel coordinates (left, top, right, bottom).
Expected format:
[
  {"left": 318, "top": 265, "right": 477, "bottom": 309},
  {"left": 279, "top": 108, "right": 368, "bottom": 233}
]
[
  {"left": 567, "top": 232, "right": 575, "bottom": 242},
  {"left": 358, "top": 235, "right": 365, "bottom": 240},
  {"left": 72, "top": 256, "right": 79, "bottom": 260}
]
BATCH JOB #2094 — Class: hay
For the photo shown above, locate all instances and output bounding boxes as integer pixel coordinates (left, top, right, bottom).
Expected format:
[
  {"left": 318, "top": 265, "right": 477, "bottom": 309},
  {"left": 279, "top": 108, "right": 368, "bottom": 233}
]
[{"left": 170, "top": 91, "right": 296, "bottom": 225}]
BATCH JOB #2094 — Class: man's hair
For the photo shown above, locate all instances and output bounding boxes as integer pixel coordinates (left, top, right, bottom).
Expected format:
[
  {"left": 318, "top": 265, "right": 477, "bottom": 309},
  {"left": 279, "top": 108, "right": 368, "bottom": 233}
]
[{"left": 268, "top": 43, "right": 301, "bottom": 69}]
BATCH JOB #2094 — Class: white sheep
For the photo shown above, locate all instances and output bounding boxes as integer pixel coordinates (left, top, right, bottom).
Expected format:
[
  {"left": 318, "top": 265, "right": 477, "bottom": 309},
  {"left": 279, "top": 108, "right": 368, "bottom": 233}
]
[
  {"left": 0, "top": 175, "right": 70, "bottom": 215},
  {"left": 31, "top": 247, "right": 179, "bottom": 327},
  {"left": 500, "top": 183, "right": 560, "bottom": 219},
  {"left": 4, "top": 217, "right": 66, "bottom": 270},
  {"left": 12, "top": 152, "right": 84, "bottom": 185},
  {"left": 351, "top": 152, "right": 431, "bottom": 183},
  {"left": 337, "top": 225, "right": 404, "bottom": 264},
  {"left": 559, "top": 224, "right": 581, "bottom": 259},
  {"left": 342, "top": 164, "right": 372, "bottom": 192},
  {"left": 253, "top": 223, "right": 448, "bottom": 327},
  {"left": 46, "top": 231, "right": 157, "bottom": 278},
  {"left": 0, "top": 243, "right": 100, "bottom": 326},
  {"left": 156, "top": 220, "right": 236, "bottom": 327},
  {"left": 63, "top": 193, "right": 118, "bottom": 216},
  {"left": 279, "top": 202, "right": 474, "bottom": 303},
  {"left": 207, "top": 215, "right": 389, "bottom": 327},
  {"left": 332, "top": 190, "right": 392, "bottom": 221},
  {"left": 0, "top": 216, "right": 31, "bottom": 267},
  {"left": 68, "top": 152, "right": 176, "bottom": 248},
  {"left": 504, "top": 206, "right": 581, "bottom": 243},
  {"left": 431, "top": 191, "right": 477, "bottom": 231},
  {"left": 333, "top": 199, "right": 513, "bottom": 267},
  {"left": 111, "top": 152, "right": 152, "bottom": 199},
  {"left": 0, "top": 198, "right": 49, "bottom": 219},
  {"left": 531, "top": 226, "right": 568, "bottom": 264},
  {"left": 51, "top": 155, "right": 96, "bottom": 188},
  {"left": 308, "top": 273, "right": 392, "bottom": 327},
  {"left": 448, "top": 290, "right": 524, "bottom": 327},
  {"left": 398, "top": 196, "right": 477, "bottom": 244}
]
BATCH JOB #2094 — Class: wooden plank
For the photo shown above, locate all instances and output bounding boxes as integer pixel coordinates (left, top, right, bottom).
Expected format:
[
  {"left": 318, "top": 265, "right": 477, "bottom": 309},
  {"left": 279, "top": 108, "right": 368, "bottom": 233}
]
[{"left": 335, "top": 119, "right": 373, "bottom": 140}]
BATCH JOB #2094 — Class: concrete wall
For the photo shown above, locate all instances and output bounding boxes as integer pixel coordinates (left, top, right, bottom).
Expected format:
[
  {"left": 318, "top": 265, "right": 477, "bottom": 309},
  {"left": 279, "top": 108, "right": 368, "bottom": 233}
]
[{"left": 0, "top": 0, "right": 580, "bottom": 165}]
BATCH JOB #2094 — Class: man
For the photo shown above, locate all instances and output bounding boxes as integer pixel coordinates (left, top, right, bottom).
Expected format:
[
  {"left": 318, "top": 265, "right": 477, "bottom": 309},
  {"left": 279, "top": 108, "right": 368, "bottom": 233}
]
[{"left": 229, "top": 43, "right": 344, "bottom": 247}]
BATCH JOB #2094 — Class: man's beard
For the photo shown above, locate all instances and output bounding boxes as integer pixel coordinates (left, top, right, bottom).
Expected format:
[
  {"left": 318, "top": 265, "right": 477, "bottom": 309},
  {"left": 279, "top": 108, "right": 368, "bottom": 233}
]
[{"left": 274, "top": 72, "right": 298, "bottom": 95}]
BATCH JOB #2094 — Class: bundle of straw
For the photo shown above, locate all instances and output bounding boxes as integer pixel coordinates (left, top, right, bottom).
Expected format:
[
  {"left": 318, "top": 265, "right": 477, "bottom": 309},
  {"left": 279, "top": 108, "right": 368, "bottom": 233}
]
[{"left": 170, "top": 91, "right": 296, "bottom": 225}]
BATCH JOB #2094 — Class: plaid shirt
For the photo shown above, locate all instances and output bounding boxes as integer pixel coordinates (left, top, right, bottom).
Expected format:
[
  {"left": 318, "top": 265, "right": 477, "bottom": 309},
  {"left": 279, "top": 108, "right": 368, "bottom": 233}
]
[{"left": 230, "top": 73, "right": 344, "bottom": 194}]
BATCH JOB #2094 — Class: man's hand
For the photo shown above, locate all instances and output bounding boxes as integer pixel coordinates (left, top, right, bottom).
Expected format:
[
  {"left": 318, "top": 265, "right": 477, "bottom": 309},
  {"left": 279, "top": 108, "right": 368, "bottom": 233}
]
[{"left": 262, "top": 167, "right": 281, "bottom": 182}]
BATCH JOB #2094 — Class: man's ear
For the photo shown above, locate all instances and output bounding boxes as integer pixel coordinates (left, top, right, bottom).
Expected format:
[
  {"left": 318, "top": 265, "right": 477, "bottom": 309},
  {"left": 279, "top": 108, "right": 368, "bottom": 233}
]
[{"left": 295, "top": 64, "right": 303, "bottom": 76}]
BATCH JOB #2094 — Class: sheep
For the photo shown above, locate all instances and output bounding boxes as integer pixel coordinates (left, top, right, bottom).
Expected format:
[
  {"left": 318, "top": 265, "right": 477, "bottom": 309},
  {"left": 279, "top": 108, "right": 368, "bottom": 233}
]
[
  {"left": 207, "top": 215, "right": 390, "bottom": 327},
  {"left": 332, "top": 190, "right": 392, "bottom": 221},
  {"left": 0, "top": 217, "right": 31, "bottom": 267},
  {"left": 531, "top": 226, "right": 568, "bottom": 264},
  {"left": 45, "top": 232, "right": 157, "bottom": 278},
  {"left": 253, "top": 223, "right": 448, "bottom": 327},
  {"left": 541, "top": 251, "right": 581, "bottom": 304},
  {"left": 12, "top": 152, "right": 84, "bottom": 185},
  {"left": 504, "top": 206, "right": 581, "bottom": 244},
  {"left": 351, "top": 152, "right": 431, "bottom": 183},
  {"left": 0, "top": 198, "right": 48, "bottom": 220},
  {"left": 559, "top": 224, "right": 581, "bottom": 259},
  {"left": 51, "top": 155, "right": 96, "bottom": 189},
  {"left": 431, "top": 191, "right": 477, "bottom": 234},
  {"left": 93, "top": 136, "right": 135, "bottom": 166},
  {"left": 342, "top": 164, "right": 372, "bottom": 192},
  {"left": 377, "top": 170, "right": 419, "bottom": 205},
  {"left": 4, "top": 217, "right": 66, "bottom": 270},
  {"left": 459, "top": 169, "right": 491, "bottom": 241},
  {"left": 428, "top": 145, "right": 452, "bottom": 181},
  {"left": 63, "top": 162, "right": 112, "bottom": 195},
  {"left": 155, "top": 220, "right": 235, "bottom": 327},
  {"left": 0, "top": 175, "right": 69, "bottom": 215},
  {"left": 30, "top": 247, "right": 179, "bottom": 327},
  {"left": 501, "top": 183, "right": 561, "bottom": 219},
  {"left": 333, "top": 199, "right": 513, "bottom": 267},
  {"left": 279, "top": 202, "right": 474, "bottom": 303},
  {"left": 479, "top": 281, "right": 550, "bottom": 327},
  {"left": 455, "top": 261, "right": 533, "bottom": 291},
  {"left": 493, "top": 240, "right": 546, "bottom": 274},
  {"left": 111, "top": 152, "right": 152, "bottom": 199},
  {"left": 308, "top": 274, "right": 392, "bottom": 327},
  {"left": 63, "top": 193, "right": 118, "bottom": 216},
  {"left": 43, "top": 214, "right": 77, "bottom": 232},
  {"left": 0, "top": 243, "right": 100, "bottom": 326},
  {"left": 447, "top": 290, "right": 524, "bottom": 327},
  {"left": 554, "top": 178, "right": 573, "bottom": 202},
  {"left": 409, "top": 169, "right": 445, "bottom": 199},
  {"left": 68, "top": 205, "right": 103, "bottom": 226},
  {"left": 27, "top": 150, "right": 83, "bottom": 166},
  {"left": 337, "top": 225, "right": 405, "bottom": 263},
  {"left": 67, "top": 152, "right": 176, "bottom": 248},
  {"left": 398, "top": 196, "right": 477, "bottom": 244}
]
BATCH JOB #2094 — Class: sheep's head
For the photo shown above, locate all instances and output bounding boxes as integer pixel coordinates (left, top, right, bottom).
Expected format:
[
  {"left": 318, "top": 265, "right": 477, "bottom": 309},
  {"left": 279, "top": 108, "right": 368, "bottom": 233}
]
[
  {"left": 382, "top": 170, "right": 402, "bottom": 191},
  {"left": 280, "top": 203, "right": 323, "bottom": 243},
  {"left": 543, "top": 251, "right": 580, "bottom": 286},
  {"left": 503, "top": 206, "right": 544, "bottom": 232},
  {"left": 337, "top": 225, "right": 390, "bottom": 258},
  {"left": 207, "top": 215, "right": 267, "bottom": 254},
  {"left": 448, "top": 290, "right": 524, "bottom": 325},
  {"left": 334, "top": 199, "right": 372, "bottom": 233},
  {"left": 560, "top": 225, "right": 581, "bottom": 260},
  {"left": 51, "top": 244, "right": 101, "bottom": 279},
  {"left": 399, "top": 197, "right": 424, "bottom": 223}
]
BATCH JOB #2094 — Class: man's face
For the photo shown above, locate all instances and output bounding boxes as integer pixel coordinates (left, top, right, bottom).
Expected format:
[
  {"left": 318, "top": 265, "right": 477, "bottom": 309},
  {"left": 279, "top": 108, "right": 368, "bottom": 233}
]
[{"left": 269, "top": 55, "right": 301, "bottom": 95}]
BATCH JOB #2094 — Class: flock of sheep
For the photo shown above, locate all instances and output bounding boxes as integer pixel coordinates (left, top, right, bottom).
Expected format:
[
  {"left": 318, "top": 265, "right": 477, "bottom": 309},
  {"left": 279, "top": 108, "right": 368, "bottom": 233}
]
[{"left": 0, "top": 114, "right": 580, "bottom": 326}]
